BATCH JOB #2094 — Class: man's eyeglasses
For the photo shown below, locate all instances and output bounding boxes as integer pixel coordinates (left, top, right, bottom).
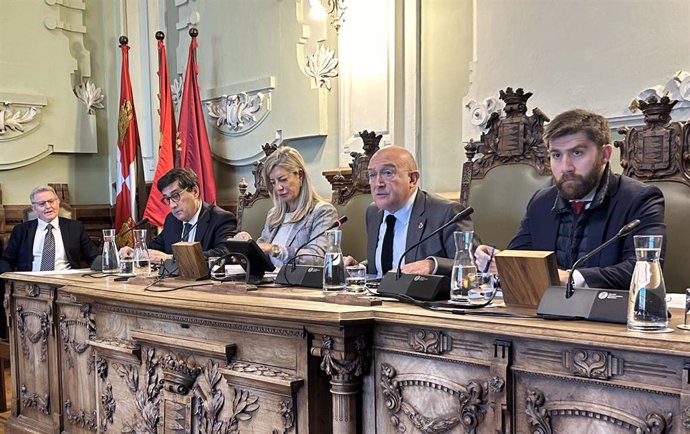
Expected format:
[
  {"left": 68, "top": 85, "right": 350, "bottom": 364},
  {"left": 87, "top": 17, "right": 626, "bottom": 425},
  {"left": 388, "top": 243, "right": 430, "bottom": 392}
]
[
  {"left": 367, "top": 168, "right": 411, "bottom": 182},
  {"left": 160, "top": 189, "right": 188, "bottom": 206},
  {"left": 32, "top": 198, "right": 59, "bottom": 208}
]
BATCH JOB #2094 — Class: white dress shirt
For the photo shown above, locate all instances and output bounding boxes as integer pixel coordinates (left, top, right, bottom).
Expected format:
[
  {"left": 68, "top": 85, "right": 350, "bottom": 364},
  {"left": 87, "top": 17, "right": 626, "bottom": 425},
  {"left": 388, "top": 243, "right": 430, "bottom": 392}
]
[
  {"left": 32, "top": 218, "right": 69, "bottom": 271},
  {"left": 374, "top": 190, "right": 418, "bottom": 276}
]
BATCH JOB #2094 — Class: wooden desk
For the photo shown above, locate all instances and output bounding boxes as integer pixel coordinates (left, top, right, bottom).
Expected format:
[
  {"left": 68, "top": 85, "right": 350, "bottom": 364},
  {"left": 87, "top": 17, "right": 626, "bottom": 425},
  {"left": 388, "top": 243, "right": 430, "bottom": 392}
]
[{"left": 3, "top": 272, "right": 690, "bottom": 433}]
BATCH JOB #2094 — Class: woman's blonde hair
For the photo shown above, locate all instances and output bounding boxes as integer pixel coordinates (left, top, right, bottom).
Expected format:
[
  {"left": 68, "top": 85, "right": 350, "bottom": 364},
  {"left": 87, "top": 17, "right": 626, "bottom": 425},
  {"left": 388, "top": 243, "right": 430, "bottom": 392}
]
[{"left": 263, "top": 146, "right": 321, "bottom": 229}]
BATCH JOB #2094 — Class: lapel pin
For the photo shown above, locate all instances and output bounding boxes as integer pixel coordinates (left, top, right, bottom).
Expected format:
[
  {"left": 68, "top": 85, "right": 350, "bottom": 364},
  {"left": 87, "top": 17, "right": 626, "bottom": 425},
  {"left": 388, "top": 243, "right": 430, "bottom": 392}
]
[{"left": 418, "top": 222, "right": 424, "bottom": 229}]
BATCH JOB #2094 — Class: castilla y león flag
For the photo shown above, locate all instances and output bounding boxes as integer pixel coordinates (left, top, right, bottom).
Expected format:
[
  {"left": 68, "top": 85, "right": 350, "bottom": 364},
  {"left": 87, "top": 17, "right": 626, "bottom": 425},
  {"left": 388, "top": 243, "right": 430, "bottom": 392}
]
[
  {"left": 178, "top": 28, "right": 217, "bottom": 204},
  {"left": 115, "top": 36, "right": 142, "bottom": 232}
]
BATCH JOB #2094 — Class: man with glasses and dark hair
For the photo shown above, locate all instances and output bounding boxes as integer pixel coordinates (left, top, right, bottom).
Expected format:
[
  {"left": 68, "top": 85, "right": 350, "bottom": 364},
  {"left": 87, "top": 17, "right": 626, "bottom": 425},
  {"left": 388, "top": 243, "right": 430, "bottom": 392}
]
[
  {"left": 356, "top": 145, "right": 472, "bottom": 277},
  {"left": 0, "top": 185, "right": 99, "bottom": 273},
  {"left": 119, "top": 168, "right": 237, "bottom": 263}
]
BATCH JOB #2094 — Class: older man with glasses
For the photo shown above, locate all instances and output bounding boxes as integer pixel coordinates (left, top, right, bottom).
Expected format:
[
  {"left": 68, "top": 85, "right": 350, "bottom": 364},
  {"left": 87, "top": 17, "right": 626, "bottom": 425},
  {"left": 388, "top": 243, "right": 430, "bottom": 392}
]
[
  {"left": 119, "top": 168, "right": 237, "bottom": 264},
  {"left": 0, "top": 185, "right": 99, "bottom": 275},
  {"left": 357, "top": 145, "right": 472, "bottom": 277}
]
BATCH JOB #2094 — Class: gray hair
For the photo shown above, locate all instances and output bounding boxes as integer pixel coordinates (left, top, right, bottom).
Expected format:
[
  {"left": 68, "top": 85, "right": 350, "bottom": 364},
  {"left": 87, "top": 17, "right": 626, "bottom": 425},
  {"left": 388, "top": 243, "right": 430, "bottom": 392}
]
[{"left": 30, "top": 185, "right": 58, "bottom": 204}]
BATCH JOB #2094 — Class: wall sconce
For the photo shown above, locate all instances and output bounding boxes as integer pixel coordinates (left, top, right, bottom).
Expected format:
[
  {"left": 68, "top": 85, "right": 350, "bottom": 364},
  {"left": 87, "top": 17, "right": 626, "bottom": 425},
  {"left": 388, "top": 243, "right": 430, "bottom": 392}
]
[{"left": 309, "top": 0, "right": 328, "bottom": 21}]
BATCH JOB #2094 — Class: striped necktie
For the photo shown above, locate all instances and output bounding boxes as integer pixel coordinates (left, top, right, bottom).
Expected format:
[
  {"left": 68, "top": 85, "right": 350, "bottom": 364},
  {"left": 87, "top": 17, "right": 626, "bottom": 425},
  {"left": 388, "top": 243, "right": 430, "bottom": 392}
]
[{"left": 40, "top": 224, "right": 55, "bottom": 271}]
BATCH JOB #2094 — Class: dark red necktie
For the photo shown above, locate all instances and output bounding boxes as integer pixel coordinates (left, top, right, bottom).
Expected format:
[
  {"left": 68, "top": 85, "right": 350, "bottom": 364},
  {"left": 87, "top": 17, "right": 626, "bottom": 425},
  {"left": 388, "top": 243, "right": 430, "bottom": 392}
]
[{"left": 571, "top": 201, "right": 586, "bottom": 215}]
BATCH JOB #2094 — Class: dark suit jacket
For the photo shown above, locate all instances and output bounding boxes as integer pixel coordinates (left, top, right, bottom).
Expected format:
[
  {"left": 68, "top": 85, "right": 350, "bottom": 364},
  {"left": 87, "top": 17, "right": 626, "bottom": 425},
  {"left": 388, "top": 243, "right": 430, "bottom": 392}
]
[
  {"left": 0, "top": 217, "right": 100, "bottom": 273},
  {"left": 365, "top": 190, "right": 472, "bottom": 276},
  {"left": 148, "top": 203, "right": 237, "bottom": 258},
  {"left": 508, "top": 172, "right": 665, "bottom": 289}
]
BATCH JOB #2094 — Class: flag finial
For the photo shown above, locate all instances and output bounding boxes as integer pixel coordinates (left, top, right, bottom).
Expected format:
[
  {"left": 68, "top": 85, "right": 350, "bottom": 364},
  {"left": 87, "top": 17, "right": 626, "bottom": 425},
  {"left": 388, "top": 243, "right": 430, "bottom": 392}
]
[
  {"left": 189, "top": 27, "right": 198, "bottom": 38},
  {"left": 119, "top": 35, "right": 128, "bottom": 45},
  {"left": 155, "top": 31, "right": 165, "bottom": 41}
]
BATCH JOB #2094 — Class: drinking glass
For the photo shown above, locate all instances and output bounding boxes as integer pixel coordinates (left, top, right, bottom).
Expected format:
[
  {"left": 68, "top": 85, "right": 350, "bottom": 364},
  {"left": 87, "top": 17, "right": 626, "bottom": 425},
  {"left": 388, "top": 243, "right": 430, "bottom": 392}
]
[{"left": 345, "top": 264, "right": 367, "bottom": 293}]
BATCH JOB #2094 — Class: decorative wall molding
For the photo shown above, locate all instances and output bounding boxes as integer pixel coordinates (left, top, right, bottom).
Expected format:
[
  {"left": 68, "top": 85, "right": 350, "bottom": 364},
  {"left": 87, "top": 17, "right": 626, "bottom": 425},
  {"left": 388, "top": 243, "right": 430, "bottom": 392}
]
[
  {"left": 305, "top": 44, "right": 339, "bottom": 91},
  {"left": 73, "top": 80, "right": 104, "bottom": 115},
  {"left": 630, "top": 70, "right": 690, "bottom": 112},
  {"left": 0, "top": 92, "right": 46, "bottom": 141},
  {"left": 207, "top": 92, "right": 266, "bottom": 135},
  {"left": 0, "top": 103, "right": 40, "bottom": 137},
  {"left": 407, "top": 329, "right": 452, "bottom": 355},
  {"left": 464, "top": 95, "right": 503, "bottom": 129},
  {"left": 172, "top": 75, "right": 184, "bottom": 109}
]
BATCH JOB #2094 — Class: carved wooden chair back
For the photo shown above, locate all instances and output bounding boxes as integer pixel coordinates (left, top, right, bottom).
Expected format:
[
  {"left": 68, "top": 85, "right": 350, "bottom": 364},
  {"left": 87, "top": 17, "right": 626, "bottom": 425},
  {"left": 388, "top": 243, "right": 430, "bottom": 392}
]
[
  {"left": 615, "top": 96, "right": 690, "bottom": 293},
  {"left": 324, "top": 131, "right": 382, "bottom": 261},
  {"left": 236, "top": 143, "right": 278, "bottom": 238},
  {"left": 460, "top": 88, "right": 552, "bottom": 248}
]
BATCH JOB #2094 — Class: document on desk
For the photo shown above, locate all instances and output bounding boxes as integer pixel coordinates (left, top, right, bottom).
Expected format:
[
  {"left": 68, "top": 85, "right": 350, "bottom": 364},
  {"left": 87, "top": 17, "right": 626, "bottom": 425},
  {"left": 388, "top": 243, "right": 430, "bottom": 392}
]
[{"left": 24, "top": 269, "right": 89, "bottom": 275}]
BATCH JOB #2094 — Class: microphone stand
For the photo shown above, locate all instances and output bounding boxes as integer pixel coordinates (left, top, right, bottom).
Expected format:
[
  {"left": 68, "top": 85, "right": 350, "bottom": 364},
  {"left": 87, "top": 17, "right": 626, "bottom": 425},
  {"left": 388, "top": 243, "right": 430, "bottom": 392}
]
[{"left": 565, "top": 219, "right": 640, "bottom": 298}]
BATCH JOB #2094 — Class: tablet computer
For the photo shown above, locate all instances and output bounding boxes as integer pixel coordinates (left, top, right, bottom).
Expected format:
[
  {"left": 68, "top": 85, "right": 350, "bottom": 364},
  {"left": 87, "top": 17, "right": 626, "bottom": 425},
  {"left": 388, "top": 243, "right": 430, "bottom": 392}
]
[{"left": 221, "top": 239, "right": 276, "bottom": 278}]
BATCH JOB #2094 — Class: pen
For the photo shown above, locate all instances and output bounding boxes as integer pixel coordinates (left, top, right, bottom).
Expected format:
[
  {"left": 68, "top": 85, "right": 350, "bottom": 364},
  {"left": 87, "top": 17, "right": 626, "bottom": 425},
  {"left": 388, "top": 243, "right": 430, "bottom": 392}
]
[{"left": 483, "top": 245, "right": 496, "bottom": 273}]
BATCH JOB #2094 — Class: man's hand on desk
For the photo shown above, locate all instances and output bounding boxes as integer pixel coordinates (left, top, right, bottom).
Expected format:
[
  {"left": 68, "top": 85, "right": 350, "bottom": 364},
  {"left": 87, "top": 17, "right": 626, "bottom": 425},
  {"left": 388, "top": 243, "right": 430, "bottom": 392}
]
[
  {"left": 400, "top": 259, "right": 434, "bottom": 275},
  {"left": 558, "top": 269, "right": 570, "bottom": 286},
  {"left": 475, "top": 244, "right": 500, "bottom": 274},
  {"left": 117, "top": 246, "right": 171, "bottom": 265}
]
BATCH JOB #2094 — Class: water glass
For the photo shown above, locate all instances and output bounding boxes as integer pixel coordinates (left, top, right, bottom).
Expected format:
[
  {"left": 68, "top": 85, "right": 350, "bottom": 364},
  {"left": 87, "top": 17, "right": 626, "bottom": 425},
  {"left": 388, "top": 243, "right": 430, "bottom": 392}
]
[
  {"left": 678, "top": 288, "right": 690, "bottom": 331},
  {"left": 101, "top": 229, "right": 119, "bottom": 274},
  {"left": 345, "top": 264, "right": 367, "bottom": 293},
  {"left": 119, "top": 256, "right": 134, "bottom": 276},
  {"left": 627, "top": 234, "right": 669, "bottom": 332}
]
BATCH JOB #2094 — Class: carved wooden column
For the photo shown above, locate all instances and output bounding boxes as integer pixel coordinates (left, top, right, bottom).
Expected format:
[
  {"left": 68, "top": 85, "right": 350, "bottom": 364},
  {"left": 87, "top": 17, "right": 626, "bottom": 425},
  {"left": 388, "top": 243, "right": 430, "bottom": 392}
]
[{"left": 310, "top": 332, "right": 368, "bottom": 434}]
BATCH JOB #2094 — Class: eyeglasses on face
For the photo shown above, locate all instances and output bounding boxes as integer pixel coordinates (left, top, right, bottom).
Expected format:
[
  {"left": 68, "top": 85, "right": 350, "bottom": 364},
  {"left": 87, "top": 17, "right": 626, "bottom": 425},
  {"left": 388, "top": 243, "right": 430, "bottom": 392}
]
[
  {"left": 367, "top": 168, "right": 411, "bottom": 182},
  {"left": 160, "top": 189, "right": 189, "bottom": 206},
  {"left": 32, "top": 198, "right": 59, "bottom": 208}
]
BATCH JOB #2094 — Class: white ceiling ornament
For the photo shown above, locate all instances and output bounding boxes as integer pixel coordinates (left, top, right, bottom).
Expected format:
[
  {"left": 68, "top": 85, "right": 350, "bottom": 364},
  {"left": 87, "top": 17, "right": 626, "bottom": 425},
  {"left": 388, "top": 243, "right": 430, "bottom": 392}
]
[
  {"left": 206, "top": 92, "right": 268, "bottom": 136},
  {"left": 73, "top": 80, "right": 104, "bottom": 115},
  {"left": 629, "top": 71, "right": 690, "bottom": 113},
  {"left": 0, "top": 103, "right": 40, "bottom": 136},
  {"left": 305, "top": 45, "right": 339, "bottom": 91}
]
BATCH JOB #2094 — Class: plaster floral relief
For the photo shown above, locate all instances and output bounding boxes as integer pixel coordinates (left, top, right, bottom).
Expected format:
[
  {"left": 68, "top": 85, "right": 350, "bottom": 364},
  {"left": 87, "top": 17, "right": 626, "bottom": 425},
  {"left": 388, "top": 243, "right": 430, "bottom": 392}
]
[
  {"left": 0, "top": 103, "right": 40, "bottom": 137},
  {"left": 206, "top": 92, "right": 269, "bottom": 136},
  {"left": 73, "top": 80, "right": 104, "bottom": 115},
  {"left": 305, "top": 44, "right": 338, "bottom": 91},
  {"left": 629, "top": 70, "right": 690, "bottom": 112},
  {"left": 464, "top": 96, "right": 503, "bottom": 129}
]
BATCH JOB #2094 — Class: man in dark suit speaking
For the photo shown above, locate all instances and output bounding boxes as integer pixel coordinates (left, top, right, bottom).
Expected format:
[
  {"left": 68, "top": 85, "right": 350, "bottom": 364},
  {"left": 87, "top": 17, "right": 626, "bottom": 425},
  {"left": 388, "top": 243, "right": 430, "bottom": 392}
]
[
  {"left": 0, "top": 185, "right": 99, "bottom": 273},
  {"left": 362, "top": 146, "right": 472, "bottom": 276},
  {"left": 120, "top": 168, "right": 237, "bottom": 263},
  {"left": 476, "top": 109, "right": 666, "bottom": 289}
]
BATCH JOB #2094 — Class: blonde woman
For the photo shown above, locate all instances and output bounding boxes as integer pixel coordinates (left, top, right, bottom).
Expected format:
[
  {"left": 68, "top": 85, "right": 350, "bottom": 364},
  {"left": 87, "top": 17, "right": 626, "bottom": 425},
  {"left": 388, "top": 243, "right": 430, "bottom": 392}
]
[{"left": 234, "top": 146, "right": 338, "bottom": 266}]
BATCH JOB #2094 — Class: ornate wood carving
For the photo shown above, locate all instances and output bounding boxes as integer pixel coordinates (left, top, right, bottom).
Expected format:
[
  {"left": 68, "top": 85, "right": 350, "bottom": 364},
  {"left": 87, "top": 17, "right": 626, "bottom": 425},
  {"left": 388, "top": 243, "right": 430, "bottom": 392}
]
[
  {"left": 194, "top": 360, "right": 260, "bottom": 434},
  {"left": 460, "top": 87, "right": 551, "bottom": 208},
  {"left": 16, "top": 305, "right": 50, "bottom": 361},
  {"left": 682, "top": 404, "right": 690, "bottom": 430},
  {"left": 407, "top": 329, "right": 451, "bottom": 355},
  {"left": 615, "top": 96, "right": 690, "bottom": 187},
  {"left": 325, "top": 130, "right": 382, "bottom": 205},
  {"left": 237, "top": 142, "right": 277, "bottom": 228},
  {"left": 121, "top": 347, "right": 163, "bottom": 434},
  {"left": 228, "top": 361, "right": 296, "bottom": 381},
  {"left": 64, "top": 399, "right": 97, "bottom": 431},
  {"left": 563, "top": 348, "right": 623, "bottom": 380},
  {"left": 59, "top": 303, "right": 96, "bottom": 369},
  {"left": 314, "top": 334, "right": 367, "bottom": 378},
  {"left": 97, "top": 356, "right": 108, "bottom": 380},
  {"left": 20, "top": 385, "right": 50, "bottom": 414},
  {"left": 380, "top": 363, "right": 488, "bottom": 433},
  {"left": 161, "top": 354, "right": 202, "bottom": 395},
  {"left": 101, "top": 383, "right": 115, "bottom": 432},
  {"left": 526, "top": 388, "right": 673, "bottom": 433}
]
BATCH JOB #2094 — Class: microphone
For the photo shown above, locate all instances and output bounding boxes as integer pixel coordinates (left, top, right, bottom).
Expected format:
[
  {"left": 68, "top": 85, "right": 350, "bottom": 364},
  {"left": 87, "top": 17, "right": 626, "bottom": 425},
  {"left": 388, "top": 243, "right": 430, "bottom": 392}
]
[
  {"left": 394, "top": 207, "right": 474, "bottom": 279},
  {"left": 275, "top": 215, "right": 348, "bottom": 288},
  {"left": 289, "top": 215, "right": 348, "bottom": 271},
  {"left": 564, "top": 219, "right": 640, "bottom": 298},
  {"left": 377, "top": 207, "right": 474, "bottom": 302}
]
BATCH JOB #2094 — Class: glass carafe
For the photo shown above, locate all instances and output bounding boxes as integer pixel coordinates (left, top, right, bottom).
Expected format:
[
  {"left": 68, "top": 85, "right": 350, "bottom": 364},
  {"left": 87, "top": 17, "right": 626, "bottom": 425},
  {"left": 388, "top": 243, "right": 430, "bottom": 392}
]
[
  {"left": 627, "top": 235, "right": 668, "bottom": 332},
  {"left": 132, "top": 229, "right": 151, "bottom": 277},
  {"left": 322, "top": 229, "right": 346, "bottom": 292},
  {"left": 450, "top": 231, "right": 477, "bottom": 303},
  {"left": 101, "top": 229, "right": 119, "bottom": 274}
]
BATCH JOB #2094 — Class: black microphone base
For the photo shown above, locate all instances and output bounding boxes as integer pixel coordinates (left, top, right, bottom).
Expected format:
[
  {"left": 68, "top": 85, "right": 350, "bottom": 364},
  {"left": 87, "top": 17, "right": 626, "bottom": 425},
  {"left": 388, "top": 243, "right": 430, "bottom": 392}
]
[
  {"left": 537, "top": 286, "right": 628, "bottom": 324},
  {"left": 275, "top": 265, "right": 323, "bottom": 288},
  {"left": 378, "top": 272, "right": 450, "bottom": 301}
]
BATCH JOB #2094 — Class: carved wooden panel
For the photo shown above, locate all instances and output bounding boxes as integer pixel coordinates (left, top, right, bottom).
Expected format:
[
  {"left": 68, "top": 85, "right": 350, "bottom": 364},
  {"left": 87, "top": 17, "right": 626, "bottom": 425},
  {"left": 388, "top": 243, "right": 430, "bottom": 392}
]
[{"left": 460, "top": 87, "right": 551, "bottom": 208}]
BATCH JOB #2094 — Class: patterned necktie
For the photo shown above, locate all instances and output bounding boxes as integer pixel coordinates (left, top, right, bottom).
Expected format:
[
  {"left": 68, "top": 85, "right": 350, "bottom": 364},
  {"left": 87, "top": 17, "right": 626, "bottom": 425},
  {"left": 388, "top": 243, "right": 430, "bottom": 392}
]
[
  {"left": 181, "top": 223, "right": 193, "bottom": 242},
  {"left": 40, "top": 224, "right": 55, "bottom": 271},
  {"left": 381, "top": 215, "right": 397, "bottom": 274},
  {"left": 571, "top": 201, "right": 587, "bottom": 215}
]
